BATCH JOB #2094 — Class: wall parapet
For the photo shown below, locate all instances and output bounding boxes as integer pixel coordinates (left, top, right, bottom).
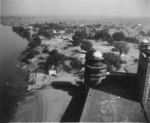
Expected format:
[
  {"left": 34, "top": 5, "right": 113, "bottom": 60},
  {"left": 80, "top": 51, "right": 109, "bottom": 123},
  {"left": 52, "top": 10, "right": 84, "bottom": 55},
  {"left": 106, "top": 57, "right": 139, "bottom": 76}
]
[{"left": 138, "top": 40, "right": 150, "bottom": 103}]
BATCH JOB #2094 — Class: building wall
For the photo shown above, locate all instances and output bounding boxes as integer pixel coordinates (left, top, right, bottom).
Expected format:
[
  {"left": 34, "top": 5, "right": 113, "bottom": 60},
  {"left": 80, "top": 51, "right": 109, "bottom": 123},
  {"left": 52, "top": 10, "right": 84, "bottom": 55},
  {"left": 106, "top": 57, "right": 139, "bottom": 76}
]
[{"left": 138, "top": 44, "right": 150, "bottom": 102}]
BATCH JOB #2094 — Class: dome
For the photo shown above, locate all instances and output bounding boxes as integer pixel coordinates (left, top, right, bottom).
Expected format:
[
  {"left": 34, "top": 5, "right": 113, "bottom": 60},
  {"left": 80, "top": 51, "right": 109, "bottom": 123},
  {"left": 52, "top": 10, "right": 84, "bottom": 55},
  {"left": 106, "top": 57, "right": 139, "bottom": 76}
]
[
  {"left": 93, "top": 50, "right": 103, "bottom": 59},
  {"left": 147, "top": 46, "right": 150, "bottom": 50},
  {"left": 142, "top": 39, "right": 149, "bottom": 44}
]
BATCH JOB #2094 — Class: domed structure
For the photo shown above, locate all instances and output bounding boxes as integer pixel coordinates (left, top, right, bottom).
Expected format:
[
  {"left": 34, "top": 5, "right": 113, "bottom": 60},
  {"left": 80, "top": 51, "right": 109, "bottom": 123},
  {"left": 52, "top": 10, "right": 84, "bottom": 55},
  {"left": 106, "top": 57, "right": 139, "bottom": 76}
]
[
  {"left": 140, "top": 39, "right": 150, "bottom": 51},
  {"left": 84, "top": 50, "right": 107, "bottom": 85},
  {"left": 147, "top": 46, "right": 150, "bottom": 50},
  {"left": 93, "top": 50, "right": 103, "bottom": 59},
  {"left": 142, "top": 39, "right": 149, "bottom": 44}
]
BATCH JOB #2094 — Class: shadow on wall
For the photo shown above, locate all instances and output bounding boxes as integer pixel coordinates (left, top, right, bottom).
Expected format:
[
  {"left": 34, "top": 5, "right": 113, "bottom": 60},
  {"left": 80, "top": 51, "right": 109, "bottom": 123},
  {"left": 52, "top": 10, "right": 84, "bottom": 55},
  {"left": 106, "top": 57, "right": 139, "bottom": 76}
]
[
  {"left": 92, "top": 74, "right": 140, "bottom": 102},
  {"left": 51, "top": 81, "right": 89, "bottom": 122}
]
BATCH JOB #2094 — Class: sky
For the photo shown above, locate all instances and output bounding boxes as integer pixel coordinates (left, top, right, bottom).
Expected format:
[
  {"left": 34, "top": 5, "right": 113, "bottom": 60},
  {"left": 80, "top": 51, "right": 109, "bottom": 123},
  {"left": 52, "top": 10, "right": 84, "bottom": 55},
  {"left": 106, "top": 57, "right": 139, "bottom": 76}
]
[{"left": 1, "top": 0, "right": 150, "bottom": 18}]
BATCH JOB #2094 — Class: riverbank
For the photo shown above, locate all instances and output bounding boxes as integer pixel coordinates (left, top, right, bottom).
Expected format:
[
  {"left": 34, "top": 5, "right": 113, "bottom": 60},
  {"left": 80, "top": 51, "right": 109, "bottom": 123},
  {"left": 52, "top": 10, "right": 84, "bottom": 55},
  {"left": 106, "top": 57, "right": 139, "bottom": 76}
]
[{"left": 12, "top": 73, "right": 84, "bottom": 122}]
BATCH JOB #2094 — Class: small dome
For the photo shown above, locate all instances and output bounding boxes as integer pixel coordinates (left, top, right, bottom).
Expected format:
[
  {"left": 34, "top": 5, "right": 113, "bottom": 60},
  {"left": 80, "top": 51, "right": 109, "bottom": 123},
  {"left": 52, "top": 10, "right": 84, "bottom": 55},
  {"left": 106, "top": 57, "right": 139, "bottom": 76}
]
[
  {"left": 142, "top": 39, "right": 149, "bottom": 44},
  {"left": 93, "top": 50, "right": 103, "bottom": 59},
  {"left": 147, "top": 46, "right": 150, "bottom": 50}
]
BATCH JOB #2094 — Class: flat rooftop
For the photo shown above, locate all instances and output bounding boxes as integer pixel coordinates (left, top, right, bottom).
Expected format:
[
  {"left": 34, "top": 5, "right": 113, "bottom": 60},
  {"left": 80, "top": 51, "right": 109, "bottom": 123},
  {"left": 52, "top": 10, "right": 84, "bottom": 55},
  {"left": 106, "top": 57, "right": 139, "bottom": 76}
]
[{"left": 80, "top": 75, "right": 147, "bottom": 122}]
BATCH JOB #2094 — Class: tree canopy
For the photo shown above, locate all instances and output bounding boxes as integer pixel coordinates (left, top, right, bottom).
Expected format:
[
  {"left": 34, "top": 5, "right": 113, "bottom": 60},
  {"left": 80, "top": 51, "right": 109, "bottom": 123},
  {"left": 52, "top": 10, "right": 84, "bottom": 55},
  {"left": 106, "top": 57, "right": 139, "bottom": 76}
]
[
  {"left": 81, "top": 41, "right": 93, "bottom": 51},
  {"left": 113, "top": 41, "right": 130, "bottom": 57},
  {"left": 74, "top": 30, "right": 87, "bottom": 39},
  {"left": 72, "top": 35, "right": 83, "bottom": 46},
  {"left": 106, "top": 35, "right": 114, "bottom": 45},
  {"left": 70, "top": 57, "right": 82, "bottom": 71},
  {"left": 103, "top": 52, "right": 122, "bottom": 72},
  {"left": 33, "top": 23, "right": 65, "bottom": 31},
  {"left": 124, "top": 37, "right": 139, "bottom": 43},
  {"left": 38, "top": 29, "right": 53, "bottom": 39},
  {"left": 112, "top": 32, "right": 125, "bottom": 41},
  {"left": 94, "top": 30, "right": 110, "bottom": 41},
  {"left": 33, "top": 37, "right": 41, "bottom": 45},
  {"left": 47, "top": 49, "right": 66, "bottom": 67},
  {"left": 12, "top": 26, "right": 30, "bottom": 40}
]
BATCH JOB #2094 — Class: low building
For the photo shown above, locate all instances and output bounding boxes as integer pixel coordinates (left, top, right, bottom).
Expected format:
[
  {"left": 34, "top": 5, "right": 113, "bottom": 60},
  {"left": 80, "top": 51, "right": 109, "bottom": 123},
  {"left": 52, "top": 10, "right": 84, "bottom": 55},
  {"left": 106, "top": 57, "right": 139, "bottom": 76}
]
[
  {"left": 58, "top": 30, "right": 65, "bottom": 34},
  {"left": 48, "top": 69, "right": 56, "bottom": 76}
]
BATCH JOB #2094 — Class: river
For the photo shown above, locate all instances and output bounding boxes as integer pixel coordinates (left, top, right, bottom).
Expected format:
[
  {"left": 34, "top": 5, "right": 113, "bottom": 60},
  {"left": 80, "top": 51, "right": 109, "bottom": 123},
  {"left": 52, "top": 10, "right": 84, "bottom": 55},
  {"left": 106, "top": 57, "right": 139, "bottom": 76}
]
[{"left": 0, "top": 24, "right": 28, "bottom": 122}]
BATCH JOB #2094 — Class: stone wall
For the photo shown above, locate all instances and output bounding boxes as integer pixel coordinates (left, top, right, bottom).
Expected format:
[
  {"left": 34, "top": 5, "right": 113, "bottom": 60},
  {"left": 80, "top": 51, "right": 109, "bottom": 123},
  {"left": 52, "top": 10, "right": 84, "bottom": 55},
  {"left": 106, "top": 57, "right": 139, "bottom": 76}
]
[{"left": 137, "top": 42, "right": 150, "bottom": 102}]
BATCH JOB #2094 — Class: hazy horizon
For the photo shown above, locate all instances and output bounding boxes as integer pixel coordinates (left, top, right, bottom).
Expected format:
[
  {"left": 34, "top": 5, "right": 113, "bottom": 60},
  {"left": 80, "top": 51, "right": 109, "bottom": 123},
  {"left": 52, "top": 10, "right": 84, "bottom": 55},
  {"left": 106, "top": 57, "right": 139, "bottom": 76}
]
[{"left": 1, "top": 0, "right": 150, "bottom": 18}]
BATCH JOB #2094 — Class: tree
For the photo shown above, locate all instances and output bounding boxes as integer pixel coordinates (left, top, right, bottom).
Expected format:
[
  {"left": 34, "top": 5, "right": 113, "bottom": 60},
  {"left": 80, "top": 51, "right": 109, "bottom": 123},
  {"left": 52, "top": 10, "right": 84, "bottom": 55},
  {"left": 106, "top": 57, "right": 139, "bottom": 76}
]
[
  {"left": 72, "top": 35, "right": 83, "bottom": 46},
  {"left": 103, "top": 52, "right": 122, "bottom": 71},
  {"left": 38, "top": 29, "right": 53, "bottom": 39},
  {"left": 113, "top": 41, "right": 130, "bottom": 57},
  {"left": 81, "top": 41, "right": 93, "bottom": 51},
  {"left": 12, "top": 26, "right": 30, "bottom": 40},
  {"left": 86, "top": 32, "right": 95, "bottom": 39},
  {"left": 124, "top": 37, "right": 139, "bottom": 43},
  {"left": 42, "top": 48, "right": 49, "bottom": 53},
  {"left": 28, "top": 41, "right": 38, "bottom": 49},
  {"left": 33, "top": 37, "right": 41, "bottom": 45},
  {"left": 94, "top": 30, "right": 110, "bottom": 41},
  {"left": 85, "top": 48, "right": 96, "bottom": 59},
  {"left": 47, "top": 49, "right": 66, "bottom": 67},
  {"left": 112, "top": 32, "right": 125, "bottom": 41},
  {"left": 106, "top": 35, "right": 114, "bottom": 45},
  {"left": 146, "top": 30, "right": 150, "bottom": 36},
  {"left": 70, "top": 58, "right": 82, "bottom": 71},
  {"left": 74, "top": 30, "right": 87, "bottom": 39},
  {"left": 139, "top": 30, "right": 145, "bottom": 36}
]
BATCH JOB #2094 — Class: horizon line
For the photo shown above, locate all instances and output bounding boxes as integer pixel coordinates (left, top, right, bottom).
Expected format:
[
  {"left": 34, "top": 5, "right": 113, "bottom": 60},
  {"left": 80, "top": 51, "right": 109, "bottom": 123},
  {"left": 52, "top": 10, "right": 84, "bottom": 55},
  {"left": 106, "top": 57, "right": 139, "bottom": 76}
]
[{"left": 1, "top": 14, "right": 150, "bottom": 19}]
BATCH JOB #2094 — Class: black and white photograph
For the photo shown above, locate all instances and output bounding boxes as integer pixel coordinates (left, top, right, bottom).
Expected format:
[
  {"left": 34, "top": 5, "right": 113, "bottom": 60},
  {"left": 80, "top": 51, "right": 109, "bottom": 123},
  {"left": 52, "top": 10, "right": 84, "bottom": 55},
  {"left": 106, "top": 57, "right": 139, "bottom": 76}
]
[{"left": 0, "top": 0, "right": 150, "bottom": 122}]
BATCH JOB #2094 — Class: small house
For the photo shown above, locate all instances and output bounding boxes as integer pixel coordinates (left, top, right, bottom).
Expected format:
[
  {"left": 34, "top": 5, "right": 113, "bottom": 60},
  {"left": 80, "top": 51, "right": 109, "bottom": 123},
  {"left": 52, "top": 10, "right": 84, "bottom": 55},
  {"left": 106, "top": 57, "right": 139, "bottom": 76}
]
[{"left": 48, "top": 69, "right": 56, "bottom": 76}]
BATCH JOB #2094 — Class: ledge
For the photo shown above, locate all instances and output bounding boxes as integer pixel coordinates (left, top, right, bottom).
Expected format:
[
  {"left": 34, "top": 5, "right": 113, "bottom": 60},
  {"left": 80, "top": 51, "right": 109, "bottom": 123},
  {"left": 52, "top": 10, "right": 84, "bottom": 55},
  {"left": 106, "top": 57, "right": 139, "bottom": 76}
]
[{"left": 141, "top": 101, "right": 150, "bottom": 123}]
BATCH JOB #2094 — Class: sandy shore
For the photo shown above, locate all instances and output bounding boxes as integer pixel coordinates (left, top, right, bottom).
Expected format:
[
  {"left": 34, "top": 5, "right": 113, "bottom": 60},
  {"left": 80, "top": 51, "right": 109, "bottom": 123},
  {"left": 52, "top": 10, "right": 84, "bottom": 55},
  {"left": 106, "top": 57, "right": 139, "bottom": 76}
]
[{"left": 12, "top": 74, "right": 81, "bottom": 122}]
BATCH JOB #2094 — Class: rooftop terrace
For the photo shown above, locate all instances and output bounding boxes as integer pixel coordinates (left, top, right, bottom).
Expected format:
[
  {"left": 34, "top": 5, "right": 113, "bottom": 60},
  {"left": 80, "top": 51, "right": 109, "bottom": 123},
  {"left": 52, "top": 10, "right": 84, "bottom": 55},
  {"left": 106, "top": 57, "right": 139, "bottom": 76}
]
[{"left": 80, "top": 74, "right": 147, "bottom": 122}]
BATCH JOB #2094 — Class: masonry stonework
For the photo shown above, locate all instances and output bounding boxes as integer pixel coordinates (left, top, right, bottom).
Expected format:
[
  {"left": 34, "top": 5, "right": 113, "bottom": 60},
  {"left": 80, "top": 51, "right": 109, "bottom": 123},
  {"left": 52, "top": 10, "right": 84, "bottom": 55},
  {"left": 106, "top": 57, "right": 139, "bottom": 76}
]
[
  {"left": 84, "top": 50, "right": 107, "bottom": 86},
  {"left": 138, "top": 41, "right": 150, "bottom": 102}
]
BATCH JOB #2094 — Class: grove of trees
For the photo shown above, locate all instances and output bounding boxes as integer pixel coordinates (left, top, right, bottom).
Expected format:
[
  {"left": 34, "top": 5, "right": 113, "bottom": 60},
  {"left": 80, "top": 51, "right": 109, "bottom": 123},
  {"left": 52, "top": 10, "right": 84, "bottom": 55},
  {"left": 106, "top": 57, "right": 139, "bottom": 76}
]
[
  {"left": 12, "top": 26, "right": 30, "bottom": 40},
  {"left": 113, "top": 41, "right": 130, "bottom": 57},
  {"left": 28, "top": 37, "right": 41, "bottom": 49},
  {"left": 74, "top": 30, "right": 87, "bottom": 39},
  {"left": 94, "top": 30, "right": 110, "bottom": 41},
  {"left": 103, "top": 52, "right": 122, "bottom": 72},
  {"left": 47, "top": 49, "right": 66, "bottom": 68},
  {"left": 33, "top": 23, "right": 65, "bottom": 31},
  {"left": 37, "top": 29, "right": 53, "bottom": 39}
]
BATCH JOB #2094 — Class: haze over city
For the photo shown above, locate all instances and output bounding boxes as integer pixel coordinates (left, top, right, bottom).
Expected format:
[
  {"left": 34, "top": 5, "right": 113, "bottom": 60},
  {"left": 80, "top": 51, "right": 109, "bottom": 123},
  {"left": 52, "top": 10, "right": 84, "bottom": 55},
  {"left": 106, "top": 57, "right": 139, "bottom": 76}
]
[{"left": 1, "top": 0, "right": 150, "bottom": 18}]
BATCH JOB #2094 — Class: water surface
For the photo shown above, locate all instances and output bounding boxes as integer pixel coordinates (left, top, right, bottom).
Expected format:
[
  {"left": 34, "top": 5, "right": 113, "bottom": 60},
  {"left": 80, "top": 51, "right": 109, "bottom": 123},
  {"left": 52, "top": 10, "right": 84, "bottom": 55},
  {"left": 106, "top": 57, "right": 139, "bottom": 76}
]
[
  {"left": 0, "top": 24, "right": 28, "bottom": 122},
  {"left": 0, "top": 24, "right": 28, "bottom": 85}
]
